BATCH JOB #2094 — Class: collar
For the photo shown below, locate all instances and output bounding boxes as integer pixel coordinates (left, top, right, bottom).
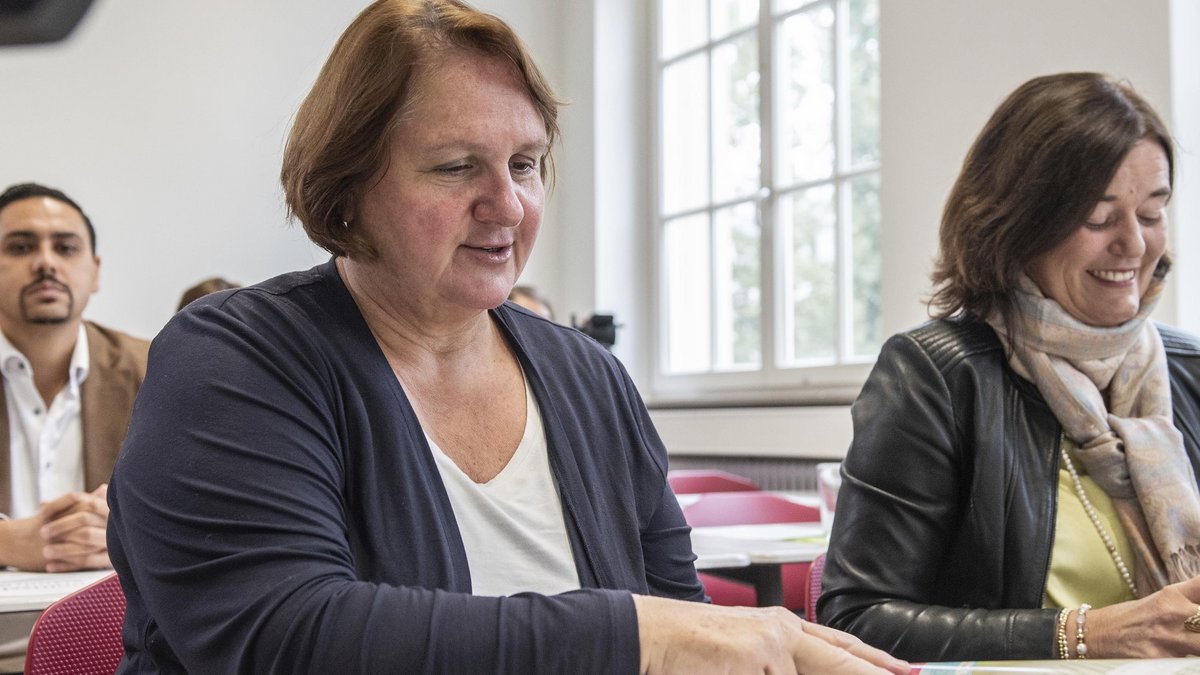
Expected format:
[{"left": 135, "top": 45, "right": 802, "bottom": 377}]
[{"left": 0, "top": 324, "right": 90, "bottom": 395}]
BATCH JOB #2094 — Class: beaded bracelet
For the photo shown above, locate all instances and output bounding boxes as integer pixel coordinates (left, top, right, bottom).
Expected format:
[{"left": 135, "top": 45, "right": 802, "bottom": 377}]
[
  {"left": 1075, "top": 604, "right": 1091, "bottom": 659},
  {"left": 1055, "top": 607, "right": 1071, "bottom": 659}
]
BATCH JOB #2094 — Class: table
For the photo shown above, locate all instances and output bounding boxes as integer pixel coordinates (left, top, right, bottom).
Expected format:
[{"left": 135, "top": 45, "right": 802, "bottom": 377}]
[
  {"left": 0, "top": 570, "right": 113, "bottom": 672},
  {"left": 0, "top": 570, "right": 112, "bottom": 614},
  {"left": 689, "top": 522, "right": 827, "bottom": 607},
  {"left": 912, "top": 659, "right": 1200, "bottom": 673}
]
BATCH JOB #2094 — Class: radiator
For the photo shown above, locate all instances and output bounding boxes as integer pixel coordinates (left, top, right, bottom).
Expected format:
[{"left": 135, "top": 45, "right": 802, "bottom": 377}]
[{"left": 666, "top": 455, "right": 837, "bottom": 493}]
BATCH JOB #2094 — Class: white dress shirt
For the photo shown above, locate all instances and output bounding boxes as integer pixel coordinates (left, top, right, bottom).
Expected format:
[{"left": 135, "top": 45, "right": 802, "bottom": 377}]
[{"left": 1, "top": 325, "right": 89, "bottom": 519}]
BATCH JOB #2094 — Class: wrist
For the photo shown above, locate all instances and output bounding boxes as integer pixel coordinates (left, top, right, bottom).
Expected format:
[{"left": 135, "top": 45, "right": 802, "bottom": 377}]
[{"left": 0, "top": 518, "right": 20, "bottom": 568}]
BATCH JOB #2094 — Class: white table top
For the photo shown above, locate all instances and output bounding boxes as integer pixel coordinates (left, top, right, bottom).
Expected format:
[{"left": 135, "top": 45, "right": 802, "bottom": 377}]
[
  {"left": 690, "top": 522, "right": 827, "bottom": 565},
  {"left": 0, "top": 570, "right": 113, "bottom": 613}
]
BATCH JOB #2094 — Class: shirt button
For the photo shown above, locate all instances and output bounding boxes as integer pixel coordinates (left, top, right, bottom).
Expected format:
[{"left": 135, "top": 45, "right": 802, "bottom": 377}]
[{"left": 33, "top": 408, "right": 42, "bottom": 415}]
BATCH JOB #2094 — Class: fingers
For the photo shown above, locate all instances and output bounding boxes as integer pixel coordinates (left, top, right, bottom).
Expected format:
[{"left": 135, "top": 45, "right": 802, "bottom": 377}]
[
  {"left": 44, "top": 547, "right": 111, "bottom": 573},
  {"left": 40, "top": 506, "right": 108, "bottom": 538},
  {"left": 634, "top": 594, "right": 908, "bottom": 675},
  {"left": 1172, "top": 575, "right": 1200, "bottom": 602},
  {"left": 38, "top": 487, "right": 109, "bottom": 521},
  {"left": 799, "top": 621, "right": 910, "bottom": 674},
  {"left": 791, "top": 630, "right": 896, "bottom": 675},
  {"left": 38, "top": 490, "right": 87, "bottom": 520}
]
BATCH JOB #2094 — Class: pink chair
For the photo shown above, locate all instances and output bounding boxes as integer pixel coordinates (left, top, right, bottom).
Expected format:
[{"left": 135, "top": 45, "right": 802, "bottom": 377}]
[
  {"left": 24, "top": 572, "right": 126, "bottom": 675},
  {"left": 803, "top": 551, "right": 828, "bottom": 622},
  {"left": 683, "top": 491, "right": 818, "bottom": 609},
  {"left": 667, "top": 469, "right": 760, "bottom": 494}
]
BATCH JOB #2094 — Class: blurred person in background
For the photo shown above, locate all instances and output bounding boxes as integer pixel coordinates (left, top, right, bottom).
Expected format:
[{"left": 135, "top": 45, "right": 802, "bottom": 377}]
[{"left": 176, "top": 276, "right": 239, "bottom": 312}]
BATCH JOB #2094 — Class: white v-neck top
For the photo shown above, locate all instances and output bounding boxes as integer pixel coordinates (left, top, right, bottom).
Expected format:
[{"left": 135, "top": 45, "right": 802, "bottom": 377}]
[{"left": 426, "top": 376, "right": 580, "bottom": 597}]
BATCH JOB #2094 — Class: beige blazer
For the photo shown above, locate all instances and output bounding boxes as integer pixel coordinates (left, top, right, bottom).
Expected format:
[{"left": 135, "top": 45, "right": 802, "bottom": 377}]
[{"left": 0, "top": 321, "right": 149, "bottom": 514}]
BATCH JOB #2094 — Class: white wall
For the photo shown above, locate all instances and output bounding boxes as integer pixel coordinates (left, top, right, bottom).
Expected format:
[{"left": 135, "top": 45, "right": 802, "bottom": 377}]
[
  {"left": 3, "top": 1, "right": 1195, "bottom": 459},
  {"left": 0, "top": 0, "right": 564, "bottom": 340}
]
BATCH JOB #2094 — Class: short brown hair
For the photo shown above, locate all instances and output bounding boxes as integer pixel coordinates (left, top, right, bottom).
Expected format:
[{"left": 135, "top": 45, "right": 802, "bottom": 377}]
[
  {"left": 280, "top": 0, "right": 562, "bottom": 259},
  {"left": 177, "top": 277, "right": 240, "bottom": 312},
  {"left": 929, "top": 72, "right": 1174, "bottom": 323}
]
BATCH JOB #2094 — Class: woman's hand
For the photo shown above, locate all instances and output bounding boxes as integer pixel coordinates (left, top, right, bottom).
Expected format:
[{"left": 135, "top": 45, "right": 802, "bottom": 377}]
[
  {"left": 1084, "top": 575, "right": 1200, "bottom": 658},
  {"left": 633, "top": 595, "right": 909, "bottom": 674}
]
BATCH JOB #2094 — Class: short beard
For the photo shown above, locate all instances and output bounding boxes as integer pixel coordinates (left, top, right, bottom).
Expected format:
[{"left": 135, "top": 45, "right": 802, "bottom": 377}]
[
  {"left": 25, "top": 315, "right": 71, "bottom": 325},
  {"left": 19, "top": 277, "right": 74, "bottom": 326}
]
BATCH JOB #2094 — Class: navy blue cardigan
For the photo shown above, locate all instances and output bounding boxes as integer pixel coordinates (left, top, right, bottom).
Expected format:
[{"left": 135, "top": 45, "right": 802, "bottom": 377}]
[{"left": 107, "top": 261, "right": 704, "bottom": 674}]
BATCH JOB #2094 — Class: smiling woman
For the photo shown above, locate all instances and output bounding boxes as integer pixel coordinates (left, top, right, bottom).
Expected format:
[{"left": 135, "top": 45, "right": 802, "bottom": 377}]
[
  {"left": 101, "top": 1, "right": 908, "bottom": 674},
  {"left": 1026, "top": 139, "right": 1171, "bottom": 328},
  {"left": 820, "top": 72, "right": 1200, "bottom": 664}
]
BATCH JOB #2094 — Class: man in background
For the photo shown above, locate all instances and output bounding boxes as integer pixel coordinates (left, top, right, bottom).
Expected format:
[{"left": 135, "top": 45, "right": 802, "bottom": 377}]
[{"left": 0, "top": 183, "right": 147, "bottom": 573}]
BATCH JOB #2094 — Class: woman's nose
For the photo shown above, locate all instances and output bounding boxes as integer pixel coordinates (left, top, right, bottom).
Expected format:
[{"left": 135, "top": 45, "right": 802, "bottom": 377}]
[
  {"left": 473, "top": 172, "right": 524, "bottom": 229},
  {"left": 1109, "top": 212, "right": 1147, "bottom": 259}
]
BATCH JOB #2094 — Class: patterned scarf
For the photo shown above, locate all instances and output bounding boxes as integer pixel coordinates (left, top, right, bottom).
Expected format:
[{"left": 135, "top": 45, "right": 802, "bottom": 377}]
[{"left": 987, "top": 275, "right": 1200, "bottom": 595}]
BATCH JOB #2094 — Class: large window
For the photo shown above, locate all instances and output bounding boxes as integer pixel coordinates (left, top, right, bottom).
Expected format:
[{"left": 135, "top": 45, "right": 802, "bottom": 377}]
[{"left": 654, "top": 0, "right": 880, "bottom": 400}]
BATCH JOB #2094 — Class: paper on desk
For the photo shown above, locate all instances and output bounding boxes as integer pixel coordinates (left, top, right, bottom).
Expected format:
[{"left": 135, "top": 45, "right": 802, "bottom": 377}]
[
  {"left": 692, "top": 522, "right": 824, "bottom": 540},
  {"left": 912, "top": 659, "right": 1200, "bottom": 674},
  {"left": 0, "top": 570, "right": 112, "bottom": 613}
]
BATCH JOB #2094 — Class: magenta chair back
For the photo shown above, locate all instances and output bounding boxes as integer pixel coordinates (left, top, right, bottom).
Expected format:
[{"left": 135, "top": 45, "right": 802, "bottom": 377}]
[
  {"left": 682, "top": 490, "right": 818, "bottom": 526},
  {"left": 667, "top": 469, "right": 760, "bottom": 494},
  {"left": 25, "top": 573, "right": 126, "bottom": 675},
  {"left": 683, "top": 491, "right": 818, "bottom": 609},
  {"left": 803, "top": 551, "right": 828, "bottom": 622}
]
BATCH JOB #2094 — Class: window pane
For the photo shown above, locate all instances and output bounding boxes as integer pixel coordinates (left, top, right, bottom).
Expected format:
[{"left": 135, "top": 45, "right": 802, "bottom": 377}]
[
  {"left": 781, "top": 185, "right": 836, "bottom": 363},
  {"left": 712, "top": 33, "right": 760, "bottom": 203},
  {"left": 662, "top": 55, "right": 710, "bottom": 215},
  {"left": 848, "top": 0, "right": 880, "bottom": 167},
  {"left": 712, "top": 0, "right": 759, "bottom": 40},
  {"left": 776, "top": 5, "right": 834, "bottom": 185},
  {"left": 665, "top": 213, "right": 713, "bottom": 373},
  {"left": 714, "top": 202, "right": 761, "bottom": 370},
  {"left": 772, "top": 0, "right": 819, "bottom": 14},
  {"left": 850, "top": 173, "right": 881, "bottom": 357},
  {"left": 661, "top": 0, "right": 708, "bottom": 59}
]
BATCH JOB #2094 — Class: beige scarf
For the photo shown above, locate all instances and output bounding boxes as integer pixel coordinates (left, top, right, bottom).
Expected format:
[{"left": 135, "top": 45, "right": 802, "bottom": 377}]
[{"left": 987, "top": 275, "right": 1200, "bottom": 595}]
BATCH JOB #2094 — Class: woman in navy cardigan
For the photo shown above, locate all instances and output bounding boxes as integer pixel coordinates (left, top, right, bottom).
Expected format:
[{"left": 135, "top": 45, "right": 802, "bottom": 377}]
[{"left": 105, "top": 1, "right": 906, "bottom": 673}]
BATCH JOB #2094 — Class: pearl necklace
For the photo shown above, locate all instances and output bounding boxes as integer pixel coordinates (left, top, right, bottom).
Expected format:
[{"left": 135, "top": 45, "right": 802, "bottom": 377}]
[{"left": 1060, "top": 444, "right": 1139, "bottom": 599}]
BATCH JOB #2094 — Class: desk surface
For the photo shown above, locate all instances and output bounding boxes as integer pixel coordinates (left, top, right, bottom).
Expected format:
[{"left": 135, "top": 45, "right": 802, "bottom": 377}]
[
  {"left": 691, "top": 522, "right": 827, "bottom": 564},
  {"left": 0, "top": 570, "right": 112, "bottom": 613},
  {"left": 914, "top": 659, "right": 1200, "bottom": 673}
]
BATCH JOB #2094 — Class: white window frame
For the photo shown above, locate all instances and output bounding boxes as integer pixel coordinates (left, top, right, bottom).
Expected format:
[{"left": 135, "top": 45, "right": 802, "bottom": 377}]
[{"left": 651, "top": 0, "right": 880, "bottom": 405}]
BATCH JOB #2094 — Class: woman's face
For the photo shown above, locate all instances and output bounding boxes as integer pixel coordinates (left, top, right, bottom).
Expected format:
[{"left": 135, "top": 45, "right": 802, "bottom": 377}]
[
  {"left": 1026, "top": 139, "right": 1171, "bottom": 327},
  {"left": 354, "top": 51, "right": 548, "bottom": 314}
]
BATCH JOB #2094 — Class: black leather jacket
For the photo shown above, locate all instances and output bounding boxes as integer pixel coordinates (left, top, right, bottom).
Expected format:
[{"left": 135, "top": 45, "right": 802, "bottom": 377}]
[{"left": 818, "top": 318, "right": 1200, "bottom": 661}]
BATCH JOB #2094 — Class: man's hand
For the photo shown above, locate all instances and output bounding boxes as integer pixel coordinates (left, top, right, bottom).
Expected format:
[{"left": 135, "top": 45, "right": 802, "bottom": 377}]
[
  {"left": 0, "top": 512, "right": 51, "bottom": 571},
  {"left": 37, "top": 484, "right": 112, "bottom": 572}
]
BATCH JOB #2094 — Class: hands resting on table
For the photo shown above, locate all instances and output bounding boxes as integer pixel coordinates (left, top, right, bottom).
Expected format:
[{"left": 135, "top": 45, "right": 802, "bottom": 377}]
[
  {"left": 635, "top": 595, "right": 909, "bottom": 674},
  {"left": 0, "top": 484, "right": 111, "bottom": 573}
]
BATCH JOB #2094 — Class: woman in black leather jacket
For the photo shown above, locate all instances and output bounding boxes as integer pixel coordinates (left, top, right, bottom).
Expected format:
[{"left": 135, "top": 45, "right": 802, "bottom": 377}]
[{"left": 819, "top": 72, "right": 1200, "bottom": 662}]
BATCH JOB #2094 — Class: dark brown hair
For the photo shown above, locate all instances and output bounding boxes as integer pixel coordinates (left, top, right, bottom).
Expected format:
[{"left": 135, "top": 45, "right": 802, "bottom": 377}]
[
  {"left": 0, "top": 182, "right": 96, "bottom": 253},
  {"left": 280, "top": 0, "right": 563, "bottom": 259},
  {"left": 928, "top": 72, "right": 1174, "bottom": 323}
]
